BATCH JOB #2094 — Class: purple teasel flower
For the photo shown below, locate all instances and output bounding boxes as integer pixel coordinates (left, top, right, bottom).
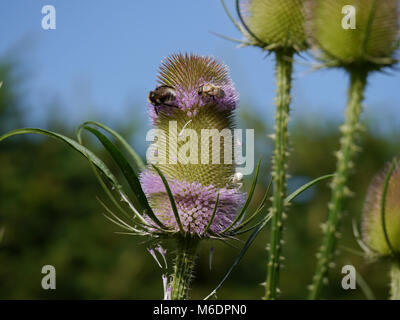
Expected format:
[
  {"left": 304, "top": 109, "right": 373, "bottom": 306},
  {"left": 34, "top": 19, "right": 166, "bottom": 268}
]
[
  {"left": 134, "top": 53, "right": 266, "bottom": 240},
  {"left": 89, "top": 53, "right": 267, "bottom": 245},
  {"left": 140, "top": 171, "right": 245, "bottom": 236}
]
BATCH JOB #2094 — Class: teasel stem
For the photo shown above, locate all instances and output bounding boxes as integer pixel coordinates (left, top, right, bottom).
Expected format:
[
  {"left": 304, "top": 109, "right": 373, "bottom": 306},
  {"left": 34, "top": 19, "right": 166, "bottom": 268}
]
[
  {"left": 309, "top": 69, "right": 368, "bottom": 300},
  {"left": 265, "top": 49, "right": 293, "bottom": 300},
  {"left": 390, "top": 261, "right": 400, "bottom": 300},
  {"left": 170, "top": 236, "right": 199, "bottom": 300}
]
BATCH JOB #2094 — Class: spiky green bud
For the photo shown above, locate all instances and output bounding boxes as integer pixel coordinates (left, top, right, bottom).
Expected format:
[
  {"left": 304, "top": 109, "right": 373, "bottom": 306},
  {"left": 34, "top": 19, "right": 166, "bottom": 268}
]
[
  {"left": 362, "top": 159, "right": 400, "bottom": 257},
  {"left": 245, "top": 0, "right": 308, "bottom": 51},
  {"left": 307, "top": 0, "right": 399, "bottom": 69}
]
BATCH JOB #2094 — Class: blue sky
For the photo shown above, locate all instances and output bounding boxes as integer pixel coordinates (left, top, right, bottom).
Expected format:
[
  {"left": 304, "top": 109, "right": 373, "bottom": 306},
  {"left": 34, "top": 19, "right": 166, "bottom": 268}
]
[{"left": 0, "top": 0, "right": 399, "bottom": 132}]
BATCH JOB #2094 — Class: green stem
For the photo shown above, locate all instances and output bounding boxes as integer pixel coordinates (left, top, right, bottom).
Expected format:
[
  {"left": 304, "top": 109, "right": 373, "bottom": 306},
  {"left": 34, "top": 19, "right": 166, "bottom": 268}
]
[
  {"left": 390, "top": 261, "right": 400, "bottom": 300},
  {"left": 265, "top": 49, "right": 293, "bottom": 300},
  {"left": 309, "top": 70, "right": 368, "bottom": 300},
  {"left": 170, "top": 237, "right": 199, "bottom": 300}
]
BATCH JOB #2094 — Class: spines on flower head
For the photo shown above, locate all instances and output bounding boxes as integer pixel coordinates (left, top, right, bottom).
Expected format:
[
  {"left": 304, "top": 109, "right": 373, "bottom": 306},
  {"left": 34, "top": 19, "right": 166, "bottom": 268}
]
[
  {"left": 362, "top": 159, "right": 400, "bottom": 257},
  {"left": 142, "top": 53, "right": 245, "bottom": 237},
  {"left": 243, "top": 0, "right": 308, "bottom": 51},
  {"left": 148, "top": 53, "right": 239, "bottom": 124},
  {"left": 141, "top": 171, "right": 245, "bottom": 235},
  {"left": 306, "top": 0, "right": 399, "bottom": 69}
]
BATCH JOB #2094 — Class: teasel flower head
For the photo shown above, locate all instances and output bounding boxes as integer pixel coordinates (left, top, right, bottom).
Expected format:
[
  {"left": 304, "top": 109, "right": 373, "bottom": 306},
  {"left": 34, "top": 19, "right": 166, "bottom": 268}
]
[
  {"left": 306, "top": 0, "right": 400, "bottom": 70},
  {"left": 233, "top": 0, "right": 308, "bottom": 52},
  {"left": 138, "top": 53, "right": 264, "bottom": 238},
  {"left": 362, "top": 159, "right": 400, "bottom": 259}
]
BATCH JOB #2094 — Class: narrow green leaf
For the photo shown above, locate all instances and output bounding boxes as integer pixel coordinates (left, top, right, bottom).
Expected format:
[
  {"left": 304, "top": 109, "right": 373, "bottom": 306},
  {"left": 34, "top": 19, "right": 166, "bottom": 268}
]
[
  {"left": 87, "top": 158, "right": 153, "bottom": 231},
  {"left": 203, "top": 193, "right": 220, "bottom": 236},
  {"left": 339, "top": 245, "right": 365, "bottom": 257},
  {"left": 80, "top": 126, "right": 167, "bottom": 229},
  {"left": 231, "top": 178, "right": 272, "bottom": 233},
  {"left": 352, "top": 219, "right": 375, "bottom": 255},
  {"left": 152, "top": 164, "right": 184, "bottom": 234},
  {"left": 231, "top": 203, "right": 269, "bottom": 235},
  {"left": 0, "top": 128, "right": 120, "bottom": 187},
  {"left": 77, "top": 121, "right": 146, "bottom": 171},
  {"left": 284, "top": 174, "right": 334, "bottom": 204},
  {"left": 355, "top": 268, "right": 376, "bottom": 300},
  {"left": 210, "top": 31, "right": 251, "bottom": 45},
  {"left": 97, "top": 197, "right": 146, "bottom": 234},
  {"left": 221, "top": 157, "right": 262, "bottom": 234},
  {"left": 220, "top": 0, "right": 244, "bottom": 33},
  {"left": 204, "top": 213, "right": 271, "bottom": 300},
  {"left": 342, "top": 259, "right": 375, "bottom": 300},
  {"left": 231, "top": 213, "right": 272, "bottom": 236}
]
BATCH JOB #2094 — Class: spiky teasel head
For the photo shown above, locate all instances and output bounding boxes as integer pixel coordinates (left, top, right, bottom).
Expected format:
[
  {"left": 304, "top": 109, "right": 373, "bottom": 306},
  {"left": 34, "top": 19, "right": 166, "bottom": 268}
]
[
  {"left": 142, "top": 53, "right": 246, "bottom": 237},
  {"left": 240, "top": 0, "right": 308, "bottom": 52},
  {"left": 306, "top": 0, "right": 399, "bottom": 70},
  {"left": 362, "top": 159, "right": 400, "bottom": 259}
]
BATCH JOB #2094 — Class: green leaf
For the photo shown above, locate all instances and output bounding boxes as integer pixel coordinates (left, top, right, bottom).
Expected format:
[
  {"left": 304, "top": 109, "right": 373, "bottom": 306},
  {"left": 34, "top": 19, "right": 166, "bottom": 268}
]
[
  {"left": 79, "top": 126, "right": 167, "bottom": 229},
  {"left": 204, "top": 213, "right": 272, "bottom": 300},
  {"left": 339, "top": 245, "right": 365, "bottom": 257},
  {"left": 97, "top": 197, "right": 147, "bottom": 235},
  {"left": 87, "top": 158, "right": 153, "bottom": 232},
  {"left": 231, "top": 177, "right": 272, "bottom": 233},
  {"left": 0, "top": 128, "right": 120, "bottom": 187},
  {"left": 356, "top": 269, "right": 375, "bottom": 300},
  {"left": 352, "top": 219, "right": 375, "bottom": 255},
  {"left": 221, "top": 157, "right": 262, "bottom": 234},
  {"left": 220, "top": 0, "right": 243, "bottom": 33},
  {"left": 152, "top": 164, "right": 184, "bottom": 234},
  {"left": 203, "top": 193, "right": 220, "bottom": 236},
  {"left": 77, "top": 121, "right": 146, "bottom": 171},
  {"left": 231, "top": 213, "right": 272, "bottom": 236},
  {"left": 284, "top": 174, "right": 334, "bottom": 204}
]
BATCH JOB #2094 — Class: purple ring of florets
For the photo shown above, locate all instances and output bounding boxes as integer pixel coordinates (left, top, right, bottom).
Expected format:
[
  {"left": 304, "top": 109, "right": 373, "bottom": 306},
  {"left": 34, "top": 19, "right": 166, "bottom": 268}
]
[
  {"left": 140, "top": 170, "right": 246, "bottom": 236},
  {"left": 147, "top": 79, "right": 239, "bottom": 124}
]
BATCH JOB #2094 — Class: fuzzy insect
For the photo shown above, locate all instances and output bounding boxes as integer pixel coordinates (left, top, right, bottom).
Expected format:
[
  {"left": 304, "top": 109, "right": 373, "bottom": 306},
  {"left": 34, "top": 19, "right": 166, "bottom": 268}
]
[
  {"left": 148, "top": 85, "right": 178, "bottom": 114},
  {"left": 198, "top": 83, "right": 225, "bottom": 99}
]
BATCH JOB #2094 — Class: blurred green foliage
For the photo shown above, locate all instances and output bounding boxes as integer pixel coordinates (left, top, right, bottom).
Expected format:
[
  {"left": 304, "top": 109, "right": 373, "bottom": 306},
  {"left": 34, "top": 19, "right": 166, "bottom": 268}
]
[{"left": 0, "top": 59, "right": 399, "bottom": 299}]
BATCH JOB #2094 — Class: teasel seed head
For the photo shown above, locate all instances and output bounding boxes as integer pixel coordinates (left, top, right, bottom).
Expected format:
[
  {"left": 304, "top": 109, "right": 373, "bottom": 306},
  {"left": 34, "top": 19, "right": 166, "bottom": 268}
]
[
  {"left": 306, "top": 0, "right": 400, "bottom": 70},
  {"left": 362, "top": 159, "right": 400, "bottom": 258},
  {"left": 241, "top": 0, "right": 308, "bottom": 52}
]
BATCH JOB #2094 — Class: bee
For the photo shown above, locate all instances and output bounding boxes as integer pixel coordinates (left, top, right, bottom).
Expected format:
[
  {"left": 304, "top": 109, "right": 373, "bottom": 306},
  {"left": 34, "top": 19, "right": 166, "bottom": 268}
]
[
  {"left": 198, "top": 84, "right": 225, "bottom": 99},
  {"left": 148, "top": 85, "right": 178, "bottom": 115}
]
